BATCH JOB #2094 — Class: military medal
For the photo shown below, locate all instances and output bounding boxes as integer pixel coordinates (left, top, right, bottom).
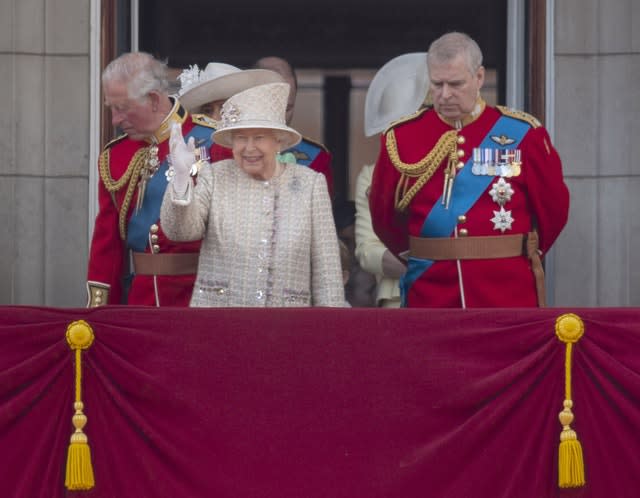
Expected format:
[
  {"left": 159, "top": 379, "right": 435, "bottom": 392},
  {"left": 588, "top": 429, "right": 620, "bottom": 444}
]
[
  {"left": 488, "top": 177, "right": 515, "bottom": 232},
  {"left": 472, "top": 148, "right": 482, "bottom": 175},
  {"left": 511, "top": 149, "right": 522, "bottom": 177},
  {"left": 189, "top": 146, "right": 210, "bottom": 176},
  {"left": 136, "top": 142, "right": 160, "bottom": 212},
  {"left": 166, "top": 144, "right": 211, "bottom": 184},
  {"left": 472, "top": 144, "right": 523, "bottom": 178},
  {"left": 489, "top": 177, "right": 514, "bottom": 206},
  {"left": 491, "top": 207, "right": 514, "bottom": 233}
]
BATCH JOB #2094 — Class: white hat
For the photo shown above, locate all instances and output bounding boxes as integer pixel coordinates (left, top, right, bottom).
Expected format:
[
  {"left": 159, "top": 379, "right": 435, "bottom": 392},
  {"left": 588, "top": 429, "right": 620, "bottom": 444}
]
[
  {"left": 364, "top": 52, "right": 429, "bottom": 137},
  {"left": 213, "top": 82, "right": 302, "bottom": 150},
  {"left": 177, "top": 62, "right": 284, "bottom": 112}
]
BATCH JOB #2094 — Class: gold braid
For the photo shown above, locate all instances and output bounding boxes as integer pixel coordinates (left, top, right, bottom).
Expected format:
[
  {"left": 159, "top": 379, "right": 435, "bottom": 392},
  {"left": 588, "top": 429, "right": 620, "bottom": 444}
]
[
  {"left": 98, "top": 148, "right": 148, "bottom": 240},
  {"left": 386, "top": 128, "right": 459, "bottom": 211}
]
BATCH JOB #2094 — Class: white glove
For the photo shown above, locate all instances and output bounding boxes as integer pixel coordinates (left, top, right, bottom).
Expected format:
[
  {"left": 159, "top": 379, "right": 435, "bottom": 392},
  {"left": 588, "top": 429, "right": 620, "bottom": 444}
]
[{"left": 168, "top": 122, "right": 196, "bottom": 195}]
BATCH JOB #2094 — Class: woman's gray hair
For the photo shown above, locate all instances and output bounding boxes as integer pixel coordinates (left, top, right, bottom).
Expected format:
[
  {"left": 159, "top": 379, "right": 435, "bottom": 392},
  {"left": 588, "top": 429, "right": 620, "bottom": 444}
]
[
  {"left": 102, "top": 52, "right": 170, "bottom": 100},
  {"left": 427, "top": 32, "right": 483, "bottom": 74}
]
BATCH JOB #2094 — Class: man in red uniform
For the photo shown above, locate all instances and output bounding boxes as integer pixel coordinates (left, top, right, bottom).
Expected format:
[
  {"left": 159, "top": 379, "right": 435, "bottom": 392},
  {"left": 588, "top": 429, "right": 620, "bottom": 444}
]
[
  {"left": 370, "top": 32, "right": 570, "bottom": 308},
  {"left": 254, "top": 56, "right": 334, "bottom": 199},
  {"left": 87, "top": 52, "right": 224, "bottom": 306}
]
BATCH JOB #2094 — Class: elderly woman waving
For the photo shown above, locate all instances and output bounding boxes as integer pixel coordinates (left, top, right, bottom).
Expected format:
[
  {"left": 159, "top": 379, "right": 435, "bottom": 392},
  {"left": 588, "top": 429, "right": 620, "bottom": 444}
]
[{"left": 160, "top": 82, "right": 346, "bottom": 307}]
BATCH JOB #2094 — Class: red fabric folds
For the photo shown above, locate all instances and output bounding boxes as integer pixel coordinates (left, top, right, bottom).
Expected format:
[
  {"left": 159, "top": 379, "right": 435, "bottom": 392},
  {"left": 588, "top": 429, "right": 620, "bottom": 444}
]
[{"left": 0, "top": 306, "right": 639, "bottom": 497}]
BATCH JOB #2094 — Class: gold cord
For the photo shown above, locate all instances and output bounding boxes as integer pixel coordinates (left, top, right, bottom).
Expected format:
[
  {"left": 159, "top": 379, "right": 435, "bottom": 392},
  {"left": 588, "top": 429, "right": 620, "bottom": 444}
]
[
  {"left": 65, "top": 320, "right": 95, "bottom": 490},
  {"left": 98, "top": 148, "right": 148, "bottom": 240},
  {"left": 555, "top": 313, "right": 586, "bottom": 488},
  {"left": 387, "top": 129, "right": 459, "bottom": 211}
]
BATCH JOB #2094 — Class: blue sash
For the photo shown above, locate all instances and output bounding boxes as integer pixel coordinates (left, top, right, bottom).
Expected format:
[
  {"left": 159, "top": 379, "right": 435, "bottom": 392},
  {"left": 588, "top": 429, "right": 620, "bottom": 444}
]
[
  {"left": 127, "top": 125, "right": 214, "bottom": 251},
  {"left": 400, "top": 115, "right": 530, "bottom": 305},
  {"left": 285, "top": 138, "right": 322, "bottom": 167}
]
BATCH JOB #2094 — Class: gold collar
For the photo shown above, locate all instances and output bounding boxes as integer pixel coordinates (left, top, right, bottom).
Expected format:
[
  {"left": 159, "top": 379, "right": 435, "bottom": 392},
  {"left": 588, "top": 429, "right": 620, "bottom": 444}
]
[
  {"left": 437, "top": 97, "right": 486, "bottom": 129},
  {"left": 146, "top": 97, "right": 188, "bottom": 144}
]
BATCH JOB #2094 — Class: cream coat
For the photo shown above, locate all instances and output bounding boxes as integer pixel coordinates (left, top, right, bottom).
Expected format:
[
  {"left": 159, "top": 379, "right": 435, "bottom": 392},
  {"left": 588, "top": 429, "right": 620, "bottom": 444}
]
[
  {"left": 354, "top": 164, "right": 401, "bottom": 307},
  {"left": 160, "top": 159, "right": 346, "bottom": 307}
]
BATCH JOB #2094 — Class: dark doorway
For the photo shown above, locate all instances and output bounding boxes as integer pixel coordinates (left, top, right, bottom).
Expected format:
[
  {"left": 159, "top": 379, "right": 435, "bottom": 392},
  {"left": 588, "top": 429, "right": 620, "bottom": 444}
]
[
  {"left": 139, "top": 0, "right": 506, "bottom": 77},
  {"left": 137, "top": 0, "right": 508, "bottom": 204}
]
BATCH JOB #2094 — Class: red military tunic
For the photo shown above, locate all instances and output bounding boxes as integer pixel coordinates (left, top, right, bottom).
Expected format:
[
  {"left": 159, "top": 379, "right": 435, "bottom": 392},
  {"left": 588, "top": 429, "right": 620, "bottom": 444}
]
[
  {"left": 87, "top": 101, "right": 229, "bottom": 306},
  {"left": 370, "top": 101, "right": 569, "bottom": 308}
]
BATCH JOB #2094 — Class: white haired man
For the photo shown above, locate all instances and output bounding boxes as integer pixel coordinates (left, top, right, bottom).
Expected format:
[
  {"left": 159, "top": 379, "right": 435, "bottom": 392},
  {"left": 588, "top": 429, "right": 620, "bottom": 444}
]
[{"left": 87, "top": 52, "right": 224, "bottom": 306}]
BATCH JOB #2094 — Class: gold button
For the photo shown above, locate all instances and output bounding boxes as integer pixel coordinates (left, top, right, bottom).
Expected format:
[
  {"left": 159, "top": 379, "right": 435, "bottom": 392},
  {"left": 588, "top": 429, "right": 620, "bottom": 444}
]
[
  {"left": 456, "top": 161, "right": 465, "bottom": 170},
  {"left": 95, "top": 290, "right": 103, "bottom": 296},
  {"left": 457, "top": 149, "right": 465, "bottom": 158},
  {"left": 459, "top": 228, "right": 468, "bottom": 237},
  {"left": 95, "top": 297, "right": 102, "bottom": 305},
  {"left": 457, "top": 135, "right": 466, "bottom": 145},
  {"left": 152, "top": 244, "right": 160, "bottom": 253},
  {"left": 150, "top": 234, "right": 159, "bottom": 243},
  {"left": 458, "top": 215, "right": 467, "bottom": 224},
  {"left": 150, "top": 224, "right": 159, "bottom": 234}
]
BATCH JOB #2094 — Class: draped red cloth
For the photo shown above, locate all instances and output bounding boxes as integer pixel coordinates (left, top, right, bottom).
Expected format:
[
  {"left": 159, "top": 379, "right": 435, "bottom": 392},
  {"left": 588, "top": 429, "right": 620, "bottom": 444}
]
[{"left": 1, "top": 306, "right": 639, "bottom": 498}]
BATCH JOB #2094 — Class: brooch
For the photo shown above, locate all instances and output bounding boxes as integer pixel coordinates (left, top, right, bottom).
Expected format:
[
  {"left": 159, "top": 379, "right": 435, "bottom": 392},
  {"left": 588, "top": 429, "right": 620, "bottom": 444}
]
[{"left": 491, "top": 207, "right": 515, "bottom": 233}]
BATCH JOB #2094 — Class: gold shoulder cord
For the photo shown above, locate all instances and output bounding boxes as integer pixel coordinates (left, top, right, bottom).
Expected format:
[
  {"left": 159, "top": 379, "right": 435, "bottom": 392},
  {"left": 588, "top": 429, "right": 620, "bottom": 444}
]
[
  {"left": 98, "top": 148, "right": 147, "bottom": 240},
  {"left": 386, "top": 129, "right": 459, "bottom": 211}
]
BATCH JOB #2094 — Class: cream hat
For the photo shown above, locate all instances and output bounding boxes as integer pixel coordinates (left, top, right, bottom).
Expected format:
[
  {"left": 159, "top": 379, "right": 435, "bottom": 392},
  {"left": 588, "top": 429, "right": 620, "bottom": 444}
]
[
  {"left": 364, "top": 52, "right": 429, "bottom": 137},
  {"left": 213, "top": 82, "right": 302, "bottom": 150},
  {"left": 177, "top": 62, "right": 284, "bottom": 112}
]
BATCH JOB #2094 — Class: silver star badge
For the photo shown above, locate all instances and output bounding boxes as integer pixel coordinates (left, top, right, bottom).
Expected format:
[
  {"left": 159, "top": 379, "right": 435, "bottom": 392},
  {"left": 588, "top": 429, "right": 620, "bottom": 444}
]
[
  {"left": 491, "top": 207, "right": 514, "bottom": 233},
  {"left": 488, "top": 177, "right": 514, "bottom": 206}
]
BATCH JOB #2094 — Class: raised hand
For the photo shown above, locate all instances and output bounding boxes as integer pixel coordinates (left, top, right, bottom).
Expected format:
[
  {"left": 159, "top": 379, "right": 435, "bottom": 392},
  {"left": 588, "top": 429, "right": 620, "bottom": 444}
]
[{"left": 168, "top": 122, "right": 196, "bottom": 194}]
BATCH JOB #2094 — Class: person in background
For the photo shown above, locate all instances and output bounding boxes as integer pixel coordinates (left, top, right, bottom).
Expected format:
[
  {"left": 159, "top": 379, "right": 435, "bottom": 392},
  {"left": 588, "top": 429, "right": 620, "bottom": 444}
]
[
  {"left": 355, "top": 52, "right": 430, "bottom": 308},
  {"left": 370, "top": 32, "right": 570, "bottom": 308},
  {"left": 254, "top": 56, "right": 334, "bottom": 198},
  {"left": 176, "top": 62, "right": 283, "bottom": 162},
  {"left": 86, "top": 52, "right": 222, "bottom": 307},
  {"left": 178, "top": 62, "right": 283, "bottom": 122},
  {"left": 334, "top": 201, "right": 377, "bottom": 307},
  {"left": 160, "top": 82, "right": 346, "bottom": 307}
]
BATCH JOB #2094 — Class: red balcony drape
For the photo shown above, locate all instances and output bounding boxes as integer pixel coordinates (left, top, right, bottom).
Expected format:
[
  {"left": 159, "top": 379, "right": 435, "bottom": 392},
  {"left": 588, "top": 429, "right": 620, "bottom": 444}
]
[{"left": 1, "top": 306, "right": 639, "bottom": 497}]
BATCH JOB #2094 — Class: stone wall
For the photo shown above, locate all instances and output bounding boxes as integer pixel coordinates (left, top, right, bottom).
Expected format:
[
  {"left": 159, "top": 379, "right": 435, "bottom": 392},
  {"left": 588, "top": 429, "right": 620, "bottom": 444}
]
[
  {"left": 552, "top": 0, "right": 640, "bottom": 305},
  {"left": 0, "top": 0, "right": 90, "bottom": 306}
]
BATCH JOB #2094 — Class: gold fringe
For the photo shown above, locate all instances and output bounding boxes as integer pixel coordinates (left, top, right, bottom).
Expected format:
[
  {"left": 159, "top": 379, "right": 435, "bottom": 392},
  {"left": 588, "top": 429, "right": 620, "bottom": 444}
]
[
  {"left": 555, "top": 314, "right": 586, "bottom": 488},
  {"left": 65, "top": 321, "right": 96, "bottom": 491}
]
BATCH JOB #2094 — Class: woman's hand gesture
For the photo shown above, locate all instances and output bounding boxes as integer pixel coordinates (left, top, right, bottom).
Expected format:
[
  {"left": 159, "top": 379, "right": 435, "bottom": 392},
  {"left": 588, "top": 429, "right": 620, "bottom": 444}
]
[{"left": 168, "top": 122, "right": 196, "bottom": 194}]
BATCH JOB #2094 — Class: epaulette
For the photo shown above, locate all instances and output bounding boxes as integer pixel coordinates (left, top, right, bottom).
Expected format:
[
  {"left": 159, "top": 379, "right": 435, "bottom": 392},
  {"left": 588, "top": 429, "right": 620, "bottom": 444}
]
[
  {"left": 497, "top": 105, "right": 541, "bottom": 128},
  {"left": 191, "top": 113, "right": 219, "bottom": 129},
  {"left": 383, "top": 106, "right": 430, "bottom": 135},
  {"left": 103, "top": 133, "right": 127, "bottom": 150},
  {"left": 300, "top": 135, "right": 329, "bottom": 153}
]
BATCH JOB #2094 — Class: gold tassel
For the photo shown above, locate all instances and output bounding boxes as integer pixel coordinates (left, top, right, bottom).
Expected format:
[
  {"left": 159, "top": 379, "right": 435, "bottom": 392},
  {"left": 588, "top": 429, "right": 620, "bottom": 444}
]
[
  {"left": 65, "top": 320, "right": 96, "bottom": 490},
  {"left": 555, "top": 313, "right": 586, "bottom": 488}
]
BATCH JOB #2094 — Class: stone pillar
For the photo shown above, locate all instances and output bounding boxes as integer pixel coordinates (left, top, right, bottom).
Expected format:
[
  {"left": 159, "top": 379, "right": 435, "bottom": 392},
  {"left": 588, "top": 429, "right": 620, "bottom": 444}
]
[{"left": 0, "top": 0, "right": 91, "bottom": 305}]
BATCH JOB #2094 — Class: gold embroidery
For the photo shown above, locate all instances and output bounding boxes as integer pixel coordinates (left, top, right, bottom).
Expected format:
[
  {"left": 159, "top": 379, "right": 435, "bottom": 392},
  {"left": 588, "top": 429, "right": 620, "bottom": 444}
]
[{"left": 497, "top": 105, "right": 541, "bottom": 128}]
